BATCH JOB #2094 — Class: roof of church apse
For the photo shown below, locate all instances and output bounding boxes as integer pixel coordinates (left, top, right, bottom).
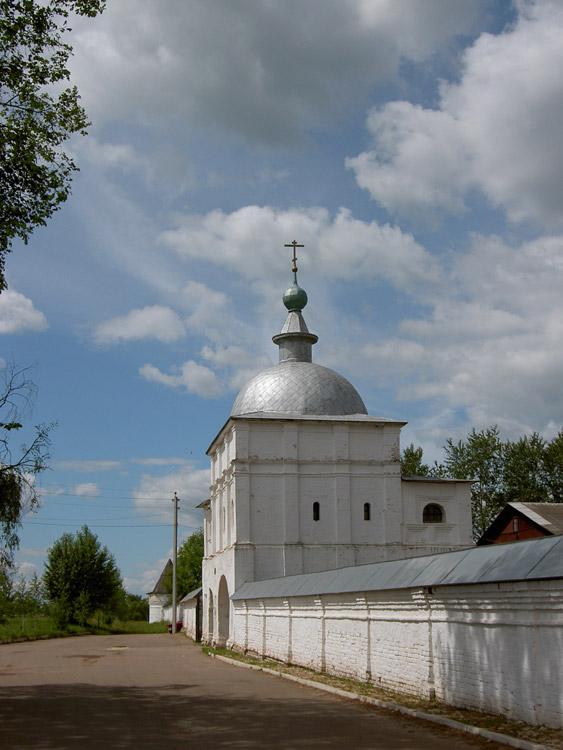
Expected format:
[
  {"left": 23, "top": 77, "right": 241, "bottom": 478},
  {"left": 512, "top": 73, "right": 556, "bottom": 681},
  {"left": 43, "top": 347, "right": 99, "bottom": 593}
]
[{"left": 230, "top": 242, "right": 368, "bottom": 418}]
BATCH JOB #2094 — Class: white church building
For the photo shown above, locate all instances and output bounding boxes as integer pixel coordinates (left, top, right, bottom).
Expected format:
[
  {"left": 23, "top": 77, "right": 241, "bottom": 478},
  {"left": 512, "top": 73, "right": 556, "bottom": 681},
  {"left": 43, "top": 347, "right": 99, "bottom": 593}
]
[
  {"left": 201, "top": 247, "right": 473, "bottom": 645},
  {"left": 199, "top": 246, "right": 563, "bottom": 728}
]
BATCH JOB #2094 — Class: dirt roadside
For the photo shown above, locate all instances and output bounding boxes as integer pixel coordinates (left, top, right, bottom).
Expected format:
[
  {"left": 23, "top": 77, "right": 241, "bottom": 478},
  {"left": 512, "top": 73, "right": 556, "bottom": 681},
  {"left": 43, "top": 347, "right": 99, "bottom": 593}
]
[{"left": 208, "top": 647, "right": 562, "bottom": 750}]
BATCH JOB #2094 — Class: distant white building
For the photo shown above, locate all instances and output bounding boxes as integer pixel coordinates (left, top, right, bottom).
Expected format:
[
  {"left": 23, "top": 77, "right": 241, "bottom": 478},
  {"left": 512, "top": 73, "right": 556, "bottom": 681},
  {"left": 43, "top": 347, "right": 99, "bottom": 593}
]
[{"left": 147, "top": 559, "right": 171, "bottom": 623}]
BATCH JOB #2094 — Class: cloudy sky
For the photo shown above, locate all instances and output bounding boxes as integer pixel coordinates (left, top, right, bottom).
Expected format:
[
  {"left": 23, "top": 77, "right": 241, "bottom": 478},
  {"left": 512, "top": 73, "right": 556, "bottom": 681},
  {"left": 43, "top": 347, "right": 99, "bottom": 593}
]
[{"left": 3, "top": 0, "right": 563, "bottom": 594}]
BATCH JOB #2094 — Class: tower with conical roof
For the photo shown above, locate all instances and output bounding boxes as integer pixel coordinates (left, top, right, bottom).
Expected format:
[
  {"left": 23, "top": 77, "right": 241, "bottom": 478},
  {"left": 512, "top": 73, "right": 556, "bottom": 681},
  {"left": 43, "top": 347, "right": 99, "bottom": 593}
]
[{"left": 201, "top": 244, "right": 472, "bottom": 647}]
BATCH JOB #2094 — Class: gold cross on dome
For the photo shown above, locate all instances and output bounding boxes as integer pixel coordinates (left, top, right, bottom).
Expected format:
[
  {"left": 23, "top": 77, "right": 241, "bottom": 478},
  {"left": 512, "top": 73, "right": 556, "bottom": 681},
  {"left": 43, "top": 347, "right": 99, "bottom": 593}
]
[{"left": 284, "top": 240, "right": 304, "bottom": 273}]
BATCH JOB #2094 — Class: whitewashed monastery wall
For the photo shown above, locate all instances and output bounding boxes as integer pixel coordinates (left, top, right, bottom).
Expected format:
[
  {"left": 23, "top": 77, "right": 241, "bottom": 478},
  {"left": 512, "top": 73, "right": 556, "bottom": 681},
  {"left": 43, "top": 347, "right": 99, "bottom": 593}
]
[
  {"left": 182, "top": 596, "right": 200, "bottom": 640},
  {"left": 231, "top": 579, "right": 563, "bottom": 728},
  {"left": 148, "top": 593, "right": 169, "bottom": 624}
]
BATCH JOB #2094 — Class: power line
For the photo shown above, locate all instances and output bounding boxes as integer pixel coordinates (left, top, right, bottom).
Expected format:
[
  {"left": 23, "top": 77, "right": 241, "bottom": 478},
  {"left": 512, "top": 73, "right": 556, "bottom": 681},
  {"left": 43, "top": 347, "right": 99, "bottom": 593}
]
[
  {"left": 23, "top": 512, "right": 177, "bottom": 522},
  {"left": 20, "top": 519, "right": 199, "bottom": 529},
  {"left": 35, "top": 489, "right": 205, "bottom": 505},
  {"left": 38, "top": 480, "right": 207, "bottom": 497}
]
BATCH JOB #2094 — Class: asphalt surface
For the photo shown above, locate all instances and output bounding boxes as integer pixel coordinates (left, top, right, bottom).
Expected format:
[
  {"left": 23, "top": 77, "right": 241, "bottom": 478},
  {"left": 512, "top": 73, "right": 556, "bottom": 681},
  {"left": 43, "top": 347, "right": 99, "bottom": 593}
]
[{"left": 0, "top": 634, "right": 511, "bottom": 749}]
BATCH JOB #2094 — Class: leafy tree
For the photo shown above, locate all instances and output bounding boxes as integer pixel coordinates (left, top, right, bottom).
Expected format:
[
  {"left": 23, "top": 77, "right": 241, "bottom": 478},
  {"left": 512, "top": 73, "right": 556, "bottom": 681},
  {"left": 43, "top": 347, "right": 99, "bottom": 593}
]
[
  {"left": 121, "top": 592, "right": 149, "bottom": 622},
  {"left": 11, "top": 570, "right": 44, "bottom": 627},
  {"left": 542, "top": 430, "right": 563, "bottom": 503},
  {"left": 400, "top": 443, "right": 445, "bottom": 478},
  {"left": 0, "top": 568, "right": 44, "bottom": 627},
  {"left": 442, "top": 426, "right": 504, "bottom": 539},
  {"left": 0, "top": 562, "right": 12, "bottom": 621},
  {"left": 0, "top": 361, "right": 54, "bottom": 566},
  {"left": 43, "top": 525, "right": 122, "bottom": 627},
  {"left": 165, "top": 529, "right": 204, "bottom": 599},
  {"left": 503, "top": 433, "right": 547, "bottom": 504},
  {"left": 400, "top": 444, "right": 430, "bottom": 477},
  {"left": 0, "top": 0, "right": 105, "bottom": 289}
]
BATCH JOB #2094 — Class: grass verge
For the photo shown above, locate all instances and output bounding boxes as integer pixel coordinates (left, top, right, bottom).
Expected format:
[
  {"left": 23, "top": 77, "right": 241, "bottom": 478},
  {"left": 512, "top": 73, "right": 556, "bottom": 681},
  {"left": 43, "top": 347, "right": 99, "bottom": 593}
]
[
  {"left": 204, "top": 646, "right": 562, "bottom": 750},
  {"left": 0, "top": 616, "right": 168, "bottom": 642}
]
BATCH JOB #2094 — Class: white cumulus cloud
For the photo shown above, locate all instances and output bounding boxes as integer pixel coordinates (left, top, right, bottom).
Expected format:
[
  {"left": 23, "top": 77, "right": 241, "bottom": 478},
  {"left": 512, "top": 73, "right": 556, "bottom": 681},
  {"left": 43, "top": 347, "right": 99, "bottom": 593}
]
[
  {"left": 347, "top": 0, "right": 563, "bottom": 228},
  {"left": 93, "top": 305, "right": 186, "bottom": 344},
  {"left": 139, "top": 360, "right": 223, "bottom": 399},
  {"left": 70, "top": 0, "right": 486, "bottom": 147},
  {"left": 55, "top": 460, "right": 122, "bottom": 472},
  {"left": 74, "top": 483, "right": 100, "bottom": 498},
  {"left": 132, "top": 464, "right": 210, "bottom": 526},
  {"left": 162, "top": 205, "right": 441, "bottom": 293},
  {"left": 0, "top": 290, "right": 48, "bottom": 335},
  {"left": 353, "top": 230, "right": 563, "bottom": 438}
]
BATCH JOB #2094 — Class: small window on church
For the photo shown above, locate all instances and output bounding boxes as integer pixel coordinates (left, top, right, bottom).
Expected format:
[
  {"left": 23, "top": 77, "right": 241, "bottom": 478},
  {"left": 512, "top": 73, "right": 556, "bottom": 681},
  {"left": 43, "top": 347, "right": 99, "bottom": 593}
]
[
  {"left": 364, "top": 503, "right": 371, "bottom": 521},
  {"left": 313, "top": 502, "right": 320, "bottom": 522},
  {"left": 513, "top": 517, "right": 519, "bottom": 533},
  {"left": 423, "top": 503, "right": 444, "bottom": 523}
]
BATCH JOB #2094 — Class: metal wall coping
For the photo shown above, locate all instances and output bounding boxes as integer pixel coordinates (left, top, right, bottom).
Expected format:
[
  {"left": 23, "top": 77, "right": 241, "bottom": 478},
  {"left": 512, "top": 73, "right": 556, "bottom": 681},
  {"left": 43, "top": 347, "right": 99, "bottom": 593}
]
[{"left": 231, "top": 535, "right": 563, "bottom": 600}]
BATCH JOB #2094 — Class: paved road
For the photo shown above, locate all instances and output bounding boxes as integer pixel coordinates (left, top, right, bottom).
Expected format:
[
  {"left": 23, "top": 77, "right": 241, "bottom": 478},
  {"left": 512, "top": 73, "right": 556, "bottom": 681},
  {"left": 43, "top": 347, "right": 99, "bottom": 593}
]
[{"left": 0, "top": 634, "right": 509, "bottom": 749}]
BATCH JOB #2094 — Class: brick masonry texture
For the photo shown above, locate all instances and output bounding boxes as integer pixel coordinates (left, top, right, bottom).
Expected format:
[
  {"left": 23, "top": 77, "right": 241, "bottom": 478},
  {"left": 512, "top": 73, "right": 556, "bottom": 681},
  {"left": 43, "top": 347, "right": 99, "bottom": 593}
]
[{"left": 232, "top": 580, "right": 563, "bottom": 728}]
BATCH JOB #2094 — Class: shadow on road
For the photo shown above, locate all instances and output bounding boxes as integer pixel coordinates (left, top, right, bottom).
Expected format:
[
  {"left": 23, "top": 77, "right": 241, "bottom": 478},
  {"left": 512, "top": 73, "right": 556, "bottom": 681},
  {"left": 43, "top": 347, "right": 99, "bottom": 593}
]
[{"left": 0, "top": 682, "right": 427, "bottom": 749}]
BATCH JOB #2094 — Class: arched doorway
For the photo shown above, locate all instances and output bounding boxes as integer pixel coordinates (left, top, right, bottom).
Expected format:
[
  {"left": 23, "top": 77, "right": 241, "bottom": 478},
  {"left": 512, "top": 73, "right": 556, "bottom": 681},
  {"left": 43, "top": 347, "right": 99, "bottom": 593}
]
[{"left": 216, "top": 576, "right": 230, "bottom": 647}]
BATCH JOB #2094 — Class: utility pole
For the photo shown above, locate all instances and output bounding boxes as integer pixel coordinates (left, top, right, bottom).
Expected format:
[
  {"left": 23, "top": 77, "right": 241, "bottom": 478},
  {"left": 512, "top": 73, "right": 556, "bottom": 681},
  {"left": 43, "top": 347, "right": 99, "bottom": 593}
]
[{"left": 172, "top": 492, "right": 179, "bottom": 633}]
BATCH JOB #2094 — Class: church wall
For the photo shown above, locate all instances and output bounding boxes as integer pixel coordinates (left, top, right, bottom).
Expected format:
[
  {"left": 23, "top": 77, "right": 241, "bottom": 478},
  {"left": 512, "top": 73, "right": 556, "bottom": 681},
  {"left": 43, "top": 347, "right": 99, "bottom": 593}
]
[
  {"left": 401, "top": 481, "right": 473, "bottom": 549},
  {"left": 249, "top": 473, "right": 285, "bottom": 543},
  {"left": 204, "top": 416, "right": 475, "bottom": 648},
  {"left": 297, "top": 474, "right": 337, "bottom": 544},
  {"left": 231, "top": 578, "right": 563, "bottom": 728},
  {"left": 253, "top": 545, "right": 285, "bottom": 581},
  {"left": 227, "top": 417, "right": 453, "bottom": 579}
]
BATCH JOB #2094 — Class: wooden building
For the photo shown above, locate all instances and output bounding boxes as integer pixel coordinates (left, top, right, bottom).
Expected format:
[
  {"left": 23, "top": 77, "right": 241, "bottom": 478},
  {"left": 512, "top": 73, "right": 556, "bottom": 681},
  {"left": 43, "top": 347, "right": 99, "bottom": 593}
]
[{"left": 477, "top": 502, "right": 563, "bottom": 545}]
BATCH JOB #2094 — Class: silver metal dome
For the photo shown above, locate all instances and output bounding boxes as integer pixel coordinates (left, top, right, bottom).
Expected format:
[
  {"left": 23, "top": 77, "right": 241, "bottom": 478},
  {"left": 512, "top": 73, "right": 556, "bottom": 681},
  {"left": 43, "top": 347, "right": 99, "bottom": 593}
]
[
  {"left": 231, "top": 361, "right": 367, "bottom": 416},
  {"left": 231, "top": 247, "right": 367, "bottom": 417}
]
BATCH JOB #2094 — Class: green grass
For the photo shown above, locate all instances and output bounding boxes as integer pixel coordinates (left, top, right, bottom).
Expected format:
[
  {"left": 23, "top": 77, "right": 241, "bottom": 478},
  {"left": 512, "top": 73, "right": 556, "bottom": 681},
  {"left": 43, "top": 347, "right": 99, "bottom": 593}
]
[{"left": 0, "top": 616, "right": 168, "bottom": 642}]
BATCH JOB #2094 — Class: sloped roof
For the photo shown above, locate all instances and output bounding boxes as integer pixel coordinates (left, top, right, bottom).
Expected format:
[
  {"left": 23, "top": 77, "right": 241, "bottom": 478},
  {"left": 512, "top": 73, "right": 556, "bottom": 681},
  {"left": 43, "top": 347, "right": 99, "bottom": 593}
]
[
  {"left": 179, "top": 586, "right": 202, "bottom": 603},
  {"left": 231, "top": 535, "right": 563, "bottom": 601},
  {"left": 477, "top": 502, "right": 563, "bottom": 545},
  {"left": 510, "top": 502, "right": 563, "bottom": 534},
  {"left": 147, "top": 559, "right": 172, "bottom": 595}
]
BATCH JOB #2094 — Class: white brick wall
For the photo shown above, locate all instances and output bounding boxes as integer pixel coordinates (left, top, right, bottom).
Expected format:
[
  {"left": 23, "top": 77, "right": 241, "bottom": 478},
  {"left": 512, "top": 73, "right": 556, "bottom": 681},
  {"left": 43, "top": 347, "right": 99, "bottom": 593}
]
[
  {"left": 232, "top": 579, "right": 563, "bottom": 728},
  {"left": 182, "top": 596, "right": 200, "bottom": 640}
]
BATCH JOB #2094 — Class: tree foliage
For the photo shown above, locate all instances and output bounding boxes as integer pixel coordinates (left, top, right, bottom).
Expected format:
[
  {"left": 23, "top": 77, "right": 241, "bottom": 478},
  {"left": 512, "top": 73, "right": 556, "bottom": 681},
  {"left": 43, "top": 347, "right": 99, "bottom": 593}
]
[
  {"left": 542, "top": 431, "right": 563, "bottom": 503},
  {"left": 0, "top": 361, "right": 53, "bottom": 566},
  {"left": 120, "top": 592, "right": 149, "bottom": 622},
  {"left": 0, "top": 568, "right": 45, "bottom": 624},
  {"left": 0, "top": 0, "right": 105, "bottom": 288},
  {"left": 402, "top": 427, "right": 563, "bottom": 540},
  {"left": 43, "top": 525, "right": 122, "bottom": 627},
  {"left": 165, "top": 529, "right": 204, "bottom": 599},
  {"left": 400, "top": 444, "right": 430, "bottom": 477},
  {"left": 443, "top": 427, "right": 504, "bottom": 538},
  {"left": 400, "top": 443, "right": 444, "bottom": 478}
]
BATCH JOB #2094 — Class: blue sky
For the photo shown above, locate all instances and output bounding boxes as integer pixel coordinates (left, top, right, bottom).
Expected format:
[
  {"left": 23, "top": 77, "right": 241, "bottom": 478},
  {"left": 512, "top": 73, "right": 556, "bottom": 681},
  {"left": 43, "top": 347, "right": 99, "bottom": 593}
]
[{"left": 3, "top": 0, "right": 563, "bottom": 595}]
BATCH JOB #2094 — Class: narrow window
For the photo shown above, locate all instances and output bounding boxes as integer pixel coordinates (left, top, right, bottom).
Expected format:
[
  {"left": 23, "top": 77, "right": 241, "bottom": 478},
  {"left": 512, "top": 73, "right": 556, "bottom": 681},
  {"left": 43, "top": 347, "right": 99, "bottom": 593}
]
[
  {"left": 423, "top": 503, "right": 444, "bottom": 523},
  {"left": 364, "top": 502, "right": 371, "bottom": 521},
  {"left": 313, "top": 502, "right": 320, "bottom": 522},
  {"left": 513, "top": 517, "right": 519, "bottom": 533}
]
